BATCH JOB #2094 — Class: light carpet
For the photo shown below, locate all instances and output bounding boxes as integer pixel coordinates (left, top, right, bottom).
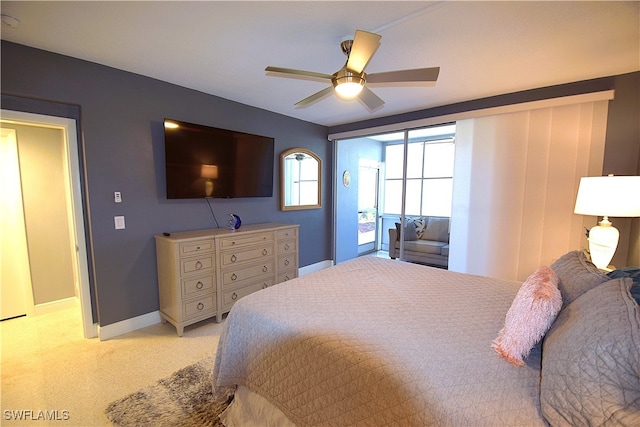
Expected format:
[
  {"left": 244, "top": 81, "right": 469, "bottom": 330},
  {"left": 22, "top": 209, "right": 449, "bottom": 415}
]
[{"left": 105, "top": 357, "right": 234, "bottom": 427}]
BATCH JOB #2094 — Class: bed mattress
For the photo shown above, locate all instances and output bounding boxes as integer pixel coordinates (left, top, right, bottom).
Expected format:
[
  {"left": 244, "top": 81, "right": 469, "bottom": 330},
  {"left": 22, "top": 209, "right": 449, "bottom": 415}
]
[{"left": 213, "top": 256, "right": 546, "bottom": 426}]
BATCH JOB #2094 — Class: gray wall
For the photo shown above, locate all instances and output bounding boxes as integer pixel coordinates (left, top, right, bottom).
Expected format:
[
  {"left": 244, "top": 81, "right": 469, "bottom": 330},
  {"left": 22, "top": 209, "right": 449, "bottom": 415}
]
[
  {"left": 1, "top": 41, "right": 332, "bottom": 326},
  {"left": 602, "top": 72, "right": 640, "bottom": 266},
  {"left": 334, "top": 137, "right": 383, "bottom": 263}
]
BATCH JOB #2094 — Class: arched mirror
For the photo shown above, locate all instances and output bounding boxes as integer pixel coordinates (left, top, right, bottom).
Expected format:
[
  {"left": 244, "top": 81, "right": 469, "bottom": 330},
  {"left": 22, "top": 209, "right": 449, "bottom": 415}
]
[{"left": 280, "top": 148, "right": 322, "bottom": 211}]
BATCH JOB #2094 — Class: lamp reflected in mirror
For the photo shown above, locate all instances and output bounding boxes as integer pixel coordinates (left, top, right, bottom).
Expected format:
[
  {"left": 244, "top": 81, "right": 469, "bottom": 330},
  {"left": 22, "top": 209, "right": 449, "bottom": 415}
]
[
  {"left": 280, "top": 148, "right": 321, "bottom": 211},
  {"left": 201, "top": 164, "right": 218, "bottom": 197}
]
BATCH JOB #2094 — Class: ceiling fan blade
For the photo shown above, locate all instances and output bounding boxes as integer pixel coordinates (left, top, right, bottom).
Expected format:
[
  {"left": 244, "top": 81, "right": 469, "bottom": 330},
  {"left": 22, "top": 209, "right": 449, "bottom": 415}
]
[
  {"left": 295, "top": 86, "right": 334, "bottom": 107},
  {"left": 358, "top": 86, "right": 385, "bottom": 111},
  {"left": 346, "top": 30, "right": 381, "bottom": 74},
  {"left": 265, "top": 66, "right": 333, "bottom": 81},
  {"left": 367, "top": 67, "right": 440, "bottom": 84}
]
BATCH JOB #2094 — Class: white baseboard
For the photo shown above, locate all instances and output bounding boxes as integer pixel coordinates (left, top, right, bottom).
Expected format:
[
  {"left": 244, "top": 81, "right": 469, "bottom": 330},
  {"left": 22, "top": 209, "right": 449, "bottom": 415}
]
[
  {"left": 299, "top": 260, "right": 333, "bottom": 276},
  {"left": 34, "top": 297, "right": 79, "bottom": 316},
  {"left": 98, "top": 310, "right": 162, "bottom": 341}
]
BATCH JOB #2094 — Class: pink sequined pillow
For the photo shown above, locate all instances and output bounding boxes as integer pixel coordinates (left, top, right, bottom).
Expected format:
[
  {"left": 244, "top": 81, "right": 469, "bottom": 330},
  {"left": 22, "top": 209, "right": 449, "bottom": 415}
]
[{"left": 492, "top": 266, "right": 562, "bottom": 366}]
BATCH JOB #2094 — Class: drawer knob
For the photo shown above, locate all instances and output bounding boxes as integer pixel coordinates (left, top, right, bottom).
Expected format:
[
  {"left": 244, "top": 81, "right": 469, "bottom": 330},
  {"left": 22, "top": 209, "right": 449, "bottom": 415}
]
[
  {"left": 262, "top": 249, "right": 268, "bottom": 256},
  {"left": 284, "top": 259, "right": 289, "bottom": 266},
  {"left": 231, "top": 273, "right": 237, "bottom": 281},
  {"left": 197, "top": 302, "right": 204, "bottom": 311},
  {"left": 196, "top": 281, "right": 203, "bottom": 289},
  {"left": 195, "top": 261, "right": 202, "bottom": 270},
  {"left": 231, "top": 292, "right": 238, "bottom": 301},
  {"left": 231, "top": 254, "right": 237, "bottom": 263},
  {"left": 262, "top": 283, "right": 268, "bottom": 289},
  {"left": 285, "top": 243, "right": 290, "bottom": 250},
  {"left": 262, "top": 265, "right": 268, "bottom": 273},
  {"left": 196, "top": 246, "right": 201, "bottom": 250}
]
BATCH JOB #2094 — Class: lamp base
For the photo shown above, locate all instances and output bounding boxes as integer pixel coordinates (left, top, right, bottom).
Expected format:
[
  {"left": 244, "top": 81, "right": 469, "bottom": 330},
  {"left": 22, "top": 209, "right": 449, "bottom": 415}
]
[
  {"left": 588, "top": 218, "right": 619, "bottom": 270},
  {"left": 205, "top": 180, "right": 214, "bottom": 197}
]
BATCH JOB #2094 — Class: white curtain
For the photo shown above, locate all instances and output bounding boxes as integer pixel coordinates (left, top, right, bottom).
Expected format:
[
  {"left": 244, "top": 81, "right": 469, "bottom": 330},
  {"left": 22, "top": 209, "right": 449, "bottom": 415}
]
[{"left": 449, "top": 100, "right": 610, "bottom": 281}]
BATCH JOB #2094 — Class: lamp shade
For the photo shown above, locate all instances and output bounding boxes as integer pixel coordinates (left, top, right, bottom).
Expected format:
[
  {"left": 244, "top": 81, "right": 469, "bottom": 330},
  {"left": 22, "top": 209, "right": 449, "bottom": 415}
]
[
  {"left": 201, "top": 164, "right": 219, "bottom": 179},
  {"left": 574, "top": 175, "right": 640, "bottom": 217}
]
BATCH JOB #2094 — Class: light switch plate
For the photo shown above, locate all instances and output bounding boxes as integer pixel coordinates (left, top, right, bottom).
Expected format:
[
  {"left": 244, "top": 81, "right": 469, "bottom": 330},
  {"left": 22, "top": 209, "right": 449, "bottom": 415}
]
[
  {"left": 114, "top": 192, "right": 122, "bottom": 203},
  {"left": 114, "top": 216, "right": 125, "bottom": 230}
]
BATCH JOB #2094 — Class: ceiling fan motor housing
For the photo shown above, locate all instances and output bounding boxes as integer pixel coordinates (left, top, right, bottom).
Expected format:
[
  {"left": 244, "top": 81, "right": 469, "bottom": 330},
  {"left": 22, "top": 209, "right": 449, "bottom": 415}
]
[
  {"left": 340, "top": 39, "right": 354, "bottom": 56},
  {"left": 332, "top": 68, "right": 365, "bottom": 98}
]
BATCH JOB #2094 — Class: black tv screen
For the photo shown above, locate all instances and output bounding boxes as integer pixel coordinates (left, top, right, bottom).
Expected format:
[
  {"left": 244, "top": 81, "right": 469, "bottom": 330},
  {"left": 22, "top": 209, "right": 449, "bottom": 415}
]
[{"left": 163, "top": 119, "right": 274, "bottom": 199}]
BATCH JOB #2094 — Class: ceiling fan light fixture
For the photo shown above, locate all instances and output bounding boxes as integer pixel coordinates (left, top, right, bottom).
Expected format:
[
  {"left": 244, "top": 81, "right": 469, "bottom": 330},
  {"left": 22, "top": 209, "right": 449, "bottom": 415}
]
[
  {"left": 332, "top": 69, "right": 365, "bottom": 99},
  {"left": 335, "top": 81, "right": 364, "bottom": 99},
  {"left": 266, "top": 29, "right": 439, "bottom": 110}
]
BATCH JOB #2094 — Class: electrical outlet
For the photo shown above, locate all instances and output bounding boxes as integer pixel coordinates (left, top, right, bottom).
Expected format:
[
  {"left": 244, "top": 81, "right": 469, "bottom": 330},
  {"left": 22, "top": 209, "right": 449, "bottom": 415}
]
[
  {"left": 114, "top": 216, "right": 125, "bottom": 230},
  {"left": 114, "top": 192, "right": 122, "bottom": 203}
]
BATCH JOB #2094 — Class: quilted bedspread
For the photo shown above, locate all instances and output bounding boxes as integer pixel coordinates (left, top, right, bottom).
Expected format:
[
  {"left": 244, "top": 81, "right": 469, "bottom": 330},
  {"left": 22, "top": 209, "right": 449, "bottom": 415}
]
[{"left": 213, "top": 257, "right": 547, "bottom": 426}]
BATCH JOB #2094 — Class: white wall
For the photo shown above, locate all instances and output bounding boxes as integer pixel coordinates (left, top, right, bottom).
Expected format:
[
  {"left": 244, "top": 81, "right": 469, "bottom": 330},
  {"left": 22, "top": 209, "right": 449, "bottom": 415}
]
[{"left": 449, "top": 99, "right": 609, "bottom": 281}]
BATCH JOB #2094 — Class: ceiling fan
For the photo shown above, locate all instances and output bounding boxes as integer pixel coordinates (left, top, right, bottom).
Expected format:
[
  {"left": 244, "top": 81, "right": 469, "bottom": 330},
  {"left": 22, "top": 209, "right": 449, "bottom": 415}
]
[{"left": 265, "top": 29, "right": 440, "bottom": 111}]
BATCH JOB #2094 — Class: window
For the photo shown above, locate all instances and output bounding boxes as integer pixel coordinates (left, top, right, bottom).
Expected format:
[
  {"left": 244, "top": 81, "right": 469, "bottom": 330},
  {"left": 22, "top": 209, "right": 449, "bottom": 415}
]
[{"left": 383, "top": 125, "right": 455, "bottom": 217}]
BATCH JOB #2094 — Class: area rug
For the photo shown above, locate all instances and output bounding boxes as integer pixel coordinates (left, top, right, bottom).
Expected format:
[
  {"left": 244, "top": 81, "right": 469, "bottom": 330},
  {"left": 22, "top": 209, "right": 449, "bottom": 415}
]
[{"left": 105, "top": 357, "right": 234, "bottom": 427}]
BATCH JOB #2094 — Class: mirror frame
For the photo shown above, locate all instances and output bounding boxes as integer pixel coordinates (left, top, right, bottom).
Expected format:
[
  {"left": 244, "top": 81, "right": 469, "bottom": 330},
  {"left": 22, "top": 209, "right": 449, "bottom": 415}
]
[{"left": 280, "top": 148, "right": 322, "bottom": 211}]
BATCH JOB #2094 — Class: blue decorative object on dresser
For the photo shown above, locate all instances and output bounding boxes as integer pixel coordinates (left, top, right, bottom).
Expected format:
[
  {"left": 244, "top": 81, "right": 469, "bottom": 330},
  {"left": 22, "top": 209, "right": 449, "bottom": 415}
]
[{"left": 229, "top": 213, "right": 242, "bottom": 231}]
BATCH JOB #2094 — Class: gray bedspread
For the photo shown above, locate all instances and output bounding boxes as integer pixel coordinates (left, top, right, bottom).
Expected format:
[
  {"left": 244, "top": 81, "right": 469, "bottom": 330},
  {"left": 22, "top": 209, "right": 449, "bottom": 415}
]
[{"left": 213, "top": 256, "right": 547, "bottom": 426}]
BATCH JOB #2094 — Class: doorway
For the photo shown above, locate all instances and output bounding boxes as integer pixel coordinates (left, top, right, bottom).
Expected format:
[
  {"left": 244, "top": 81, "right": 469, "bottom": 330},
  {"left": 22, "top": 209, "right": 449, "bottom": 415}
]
[
  {"left": 334, "top": 124, "right": 456, "bottom": 265},
  {"left": 0, "top": 110, "right": 95, "bottom": 338}
]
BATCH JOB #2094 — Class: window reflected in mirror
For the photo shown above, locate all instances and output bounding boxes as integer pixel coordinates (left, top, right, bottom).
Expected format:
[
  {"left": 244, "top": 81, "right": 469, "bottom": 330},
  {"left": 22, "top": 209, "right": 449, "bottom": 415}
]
[{"left": 280, "top": 148, "right": 321, "bottom": 210}]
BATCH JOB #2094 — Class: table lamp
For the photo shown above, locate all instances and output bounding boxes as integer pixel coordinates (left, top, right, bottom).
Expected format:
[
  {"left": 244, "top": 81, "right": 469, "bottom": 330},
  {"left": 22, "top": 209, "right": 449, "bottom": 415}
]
[{"left": 574, "top": 175, "right": 640, "bottom": 270}]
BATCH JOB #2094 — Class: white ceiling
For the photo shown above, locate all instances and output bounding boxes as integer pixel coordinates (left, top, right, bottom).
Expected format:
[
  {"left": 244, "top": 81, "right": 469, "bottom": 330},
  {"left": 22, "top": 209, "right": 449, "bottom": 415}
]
[{"left": 1, "top": 1, "right": 638, "bottom": 127}]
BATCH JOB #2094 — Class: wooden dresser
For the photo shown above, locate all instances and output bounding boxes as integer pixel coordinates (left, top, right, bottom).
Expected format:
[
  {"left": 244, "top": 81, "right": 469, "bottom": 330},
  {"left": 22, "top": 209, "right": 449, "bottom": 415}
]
[{"left": 155, "top": 223, "right": 299, "bottom": 335}]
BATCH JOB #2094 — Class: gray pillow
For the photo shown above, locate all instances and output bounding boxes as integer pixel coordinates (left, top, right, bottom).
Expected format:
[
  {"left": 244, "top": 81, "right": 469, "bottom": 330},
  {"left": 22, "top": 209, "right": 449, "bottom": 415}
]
[
  {"left": 550, "top": 250, "right": 609, "bottom": 307},
  {"left": 394, "top": 222, "right": 418, "bottom": 241},
  {"left": 421, "top": 217, "right": 449, "bottom": 242},
  {"left": 541, "top": 277, "right": 640, "bottom": 426}
]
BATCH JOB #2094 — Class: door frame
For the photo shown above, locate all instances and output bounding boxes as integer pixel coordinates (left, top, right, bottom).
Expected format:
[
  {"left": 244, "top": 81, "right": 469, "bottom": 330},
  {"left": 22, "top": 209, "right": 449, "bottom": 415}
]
[{"left": 1, "top": 109, "right": 96, "bottom": 338}]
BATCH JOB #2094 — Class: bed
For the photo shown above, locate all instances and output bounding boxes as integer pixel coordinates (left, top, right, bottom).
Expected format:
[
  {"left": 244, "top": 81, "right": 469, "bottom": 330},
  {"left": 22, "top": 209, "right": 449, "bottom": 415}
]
[{"left": 213, "top": 252, "right": 640, "bottom": 426}]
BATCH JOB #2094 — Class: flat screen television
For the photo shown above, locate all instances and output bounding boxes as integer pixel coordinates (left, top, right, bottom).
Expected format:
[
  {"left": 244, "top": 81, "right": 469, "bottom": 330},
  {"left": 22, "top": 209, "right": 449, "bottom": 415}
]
[{"left": 163, "top": 119, "right": 274, "bottom": 199}]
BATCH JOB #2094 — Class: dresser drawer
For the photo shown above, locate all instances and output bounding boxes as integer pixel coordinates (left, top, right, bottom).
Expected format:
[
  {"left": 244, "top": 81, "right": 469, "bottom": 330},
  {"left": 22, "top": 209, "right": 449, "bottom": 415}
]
[
  {"left": 220, "top": 244, "right": 274, "bottom": 268},
  {"left": 278, "top": 239, "right": 297, "bottom": 255},
  {"left": 278, "top": 255, "right": 296, "bottom": 270},
  {"left": 181, "top": 254, "right": 214, "bottom": 275},
  {"left": 222, "top": 279, "right": 274, "bottom": 309},
  {"left": 277, "top": 228, "right": 297, "bottom": 240},
  {"left": 183, "top": 295, "right": 216, "bottom": 320},
  {"left": 218, "top": 232, "right": 273, "bottom": 250},
  {"left": 180, "top": 240, "right": 214, "bottom": 256},
  {"left": 278, "top": 270, "right": 298, "bottom": 283},
  {"left": 182, "top": 274, "right": 214, "bottom": 298},
  {"left": 221, "top": 261, "right": 274, "bottom": 287}
]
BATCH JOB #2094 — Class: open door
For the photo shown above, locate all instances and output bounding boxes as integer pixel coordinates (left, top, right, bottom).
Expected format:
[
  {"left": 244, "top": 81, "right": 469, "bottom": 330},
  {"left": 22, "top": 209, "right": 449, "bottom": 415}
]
[
  {"left": 0, "top": 110, "right": 96, "bottom": 338},
  {"left": 1, "top": 128, "right": 31, "bottom": 320}
]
